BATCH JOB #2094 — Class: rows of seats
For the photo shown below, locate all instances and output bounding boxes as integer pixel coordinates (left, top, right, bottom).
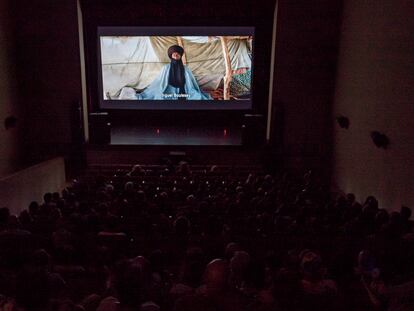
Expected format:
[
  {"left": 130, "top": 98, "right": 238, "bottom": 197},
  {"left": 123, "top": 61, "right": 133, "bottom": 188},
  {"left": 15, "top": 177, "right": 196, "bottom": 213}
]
[{"left": 0, "top": 162, "right": 412, "bottom": 310}]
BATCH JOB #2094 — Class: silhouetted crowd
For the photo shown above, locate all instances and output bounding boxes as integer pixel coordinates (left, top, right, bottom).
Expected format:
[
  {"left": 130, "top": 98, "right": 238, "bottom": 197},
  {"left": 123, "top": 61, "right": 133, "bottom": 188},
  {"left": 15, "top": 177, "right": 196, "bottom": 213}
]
[{"left": 0, "top": 162, "right": 413, "bottom": 311}]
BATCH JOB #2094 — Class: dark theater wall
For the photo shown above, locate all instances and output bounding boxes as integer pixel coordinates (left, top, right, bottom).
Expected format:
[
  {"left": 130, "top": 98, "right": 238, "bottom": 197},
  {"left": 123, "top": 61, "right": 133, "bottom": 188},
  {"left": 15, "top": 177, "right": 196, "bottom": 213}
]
[
  {"left": 0, "top": 0, "right": 23, "bottom": 177},
  {"left": 11, "top": 0, "right": 82, "bottom": 164},
  {"left": 332, "top": 0, "right": 414, "bottom": 210},
  {"left": 272, "top": 0, "right": 343, "bottom": 172}
]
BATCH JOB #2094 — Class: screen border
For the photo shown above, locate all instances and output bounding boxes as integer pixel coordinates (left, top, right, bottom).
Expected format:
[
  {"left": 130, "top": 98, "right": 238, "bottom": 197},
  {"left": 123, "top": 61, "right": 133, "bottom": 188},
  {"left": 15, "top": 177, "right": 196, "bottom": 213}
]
[{"left": 97, "top": 26, "right": 255, "bottom": 110}]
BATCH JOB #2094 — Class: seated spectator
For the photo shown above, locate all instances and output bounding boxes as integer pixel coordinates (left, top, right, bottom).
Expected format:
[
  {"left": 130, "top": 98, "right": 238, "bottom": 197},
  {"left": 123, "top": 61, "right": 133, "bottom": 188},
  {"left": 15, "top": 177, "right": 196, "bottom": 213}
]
[
  {"left": 230, "top": 251, "right": 250, "bottom": 289},
  {"left": 225, "top": 242, "right": 242, "bottom": 260},
  {"left": 170, "top": 247, "right": 205, "bottom": 302},
  {"left": 299, "top": 250, "right": 340, "bottom": 311},
  {"left": 99, "top": 258, "right": 160, "bottom": 311},
  {"left": 176, "top": 259, "right": 247, "bottom": 311},
  {"left": 241, "top": 260, "right": 275, "bottom": 311},
  {"left": 127, "top": 164, "right": 146, "bottom": 177},
  {"left": 176, "top": 162, "right": 191, "bottom": 176},
  {"left": 0, "top": 165, "right": 412, "bottom": 311}
]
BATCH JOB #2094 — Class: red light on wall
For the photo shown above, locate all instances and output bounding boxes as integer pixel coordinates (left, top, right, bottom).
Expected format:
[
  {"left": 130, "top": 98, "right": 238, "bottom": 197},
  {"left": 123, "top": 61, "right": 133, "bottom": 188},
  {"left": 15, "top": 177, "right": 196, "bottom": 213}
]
[
  {"left": 156, "top": 129, "right": 160, "bottom": 134},
  {"left": 223, "top": 129, "right": 227, "bottom": 136}
]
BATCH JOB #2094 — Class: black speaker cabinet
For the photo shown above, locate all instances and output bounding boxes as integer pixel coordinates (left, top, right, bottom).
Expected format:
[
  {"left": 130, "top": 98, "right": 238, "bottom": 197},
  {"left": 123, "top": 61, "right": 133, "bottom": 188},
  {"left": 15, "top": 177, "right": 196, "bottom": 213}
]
[
  {"left": 89, "top": 112, "right": 111, "bottom": 144},
  {"left": 241, "top": 114, "right": 266, "bottom": 147}
]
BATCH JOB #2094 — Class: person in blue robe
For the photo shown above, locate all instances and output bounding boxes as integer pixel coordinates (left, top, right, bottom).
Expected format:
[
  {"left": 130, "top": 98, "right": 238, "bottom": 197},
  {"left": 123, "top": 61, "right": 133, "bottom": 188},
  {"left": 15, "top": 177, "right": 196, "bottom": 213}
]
[{"left": 136, "top": 45, "right": 212, "bottom": 100}]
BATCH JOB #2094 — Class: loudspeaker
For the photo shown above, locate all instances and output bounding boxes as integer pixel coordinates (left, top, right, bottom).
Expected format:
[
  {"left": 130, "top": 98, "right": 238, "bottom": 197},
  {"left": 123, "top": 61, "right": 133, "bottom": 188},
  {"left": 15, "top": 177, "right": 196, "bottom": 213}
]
[
  {"left": 89, "top": 112, "right": 111, "bottom": 144},
  {"left": 241, "top": 114, "right": 265, "bottom": 147}
]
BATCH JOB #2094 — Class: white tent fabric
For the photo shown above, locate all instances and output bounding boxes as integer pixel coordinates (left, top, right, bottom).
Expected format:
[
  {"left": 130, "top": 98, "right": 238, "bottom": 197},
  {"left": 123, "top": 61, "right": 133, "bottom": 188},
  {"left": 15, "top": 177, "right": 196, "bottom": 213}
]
[
  {"left": 100, "top": 36, "right": 252, "bottom": 99},
  {"left": 182, "top": 36, "right": 217, "bottom": 43}
]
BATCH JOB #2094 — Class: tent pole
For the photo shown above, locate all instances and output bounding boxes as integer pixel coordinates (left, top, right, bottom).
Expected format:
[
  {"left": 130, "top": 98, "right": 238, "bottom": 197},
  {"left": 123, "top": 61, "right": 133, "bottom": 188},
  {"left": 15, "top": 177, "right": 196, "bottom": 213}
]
[{"left": 220, "top": 36, "right": 232, "bottom": 100}]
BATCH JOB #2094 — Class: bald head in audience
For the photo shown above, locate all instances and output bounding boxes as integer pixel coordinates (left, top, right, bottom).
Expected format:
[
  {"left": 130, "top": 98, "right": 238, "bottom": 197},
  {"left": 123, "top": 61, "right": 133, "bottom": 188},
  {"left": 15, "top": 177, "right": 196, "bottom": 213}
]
[{"left": 203, "top": 259, "right": 229, "bottom": 291}]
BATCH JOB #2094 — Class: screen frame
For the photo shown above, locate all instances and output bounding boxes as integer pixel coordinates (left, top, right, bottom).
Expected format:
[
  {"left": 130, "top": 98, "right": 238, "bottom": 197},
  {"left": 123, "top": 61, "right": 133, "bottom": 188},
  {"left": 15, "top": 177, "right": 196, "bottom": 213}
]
[{"left": 97, "top": 26, "right": 255, "bottom": 110}]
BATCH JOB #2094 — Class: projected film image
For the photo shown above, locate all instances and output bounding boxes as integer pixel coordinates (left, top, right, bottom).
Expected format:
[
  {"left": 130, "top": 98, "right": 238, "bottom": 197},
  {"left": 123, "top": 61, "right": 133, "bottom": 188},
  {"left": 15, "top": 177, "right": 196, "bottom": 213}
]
[{"left": 100, "top": 35, "right": 253, "bottom": 102}]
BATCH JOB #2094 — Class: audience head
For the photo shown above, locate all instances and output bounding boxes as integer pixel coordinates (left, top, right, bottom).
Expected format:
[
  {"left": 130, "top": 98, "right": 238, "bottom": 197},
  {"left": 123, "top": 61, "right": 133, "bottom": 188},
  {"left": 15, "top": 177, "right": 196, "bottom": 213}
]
[
  {"left": 225, "top": 242, "right": 241, "bottom": 259},
  {"left": 230, "top": 251, "right": 251, "bottom": 284},
  {"left": 124, "top": 181, "right": 134, "bottom": 193},
  {"left": 300, "top": 250, "right": 323, "bottom": 281},
  {"left": 346, "top": 193, "right": 356, "bottom": 205},
  {"left": 180, "top": 247, "right": 205, "bottom": 287},
  {"left": 43, "top": 192, "right": 53, "bottom": 204},
  {"left": 356, "top": 249, "right": 379, "bottom": 279},
  {"left": 203, "top": 259, "right": 229, "bottom": 291},
  {"left": 6, "top": 214, "right": 20, "bottom": 230},
  {"left": 111, "top": 259, "right": 143, "bottom": 307},
  {"left": 29, "top": 201, "right": 39, "bottom": 215}
]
